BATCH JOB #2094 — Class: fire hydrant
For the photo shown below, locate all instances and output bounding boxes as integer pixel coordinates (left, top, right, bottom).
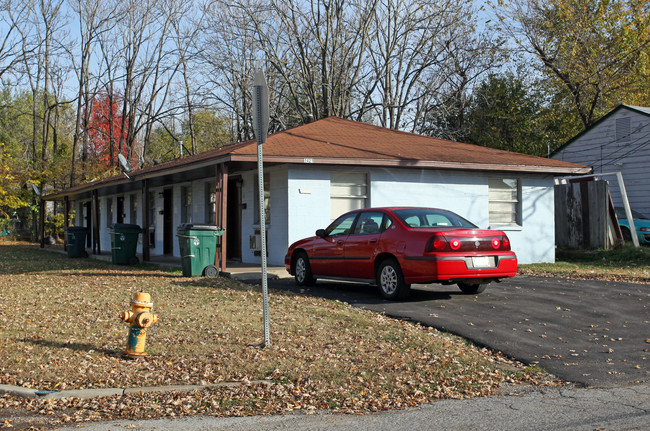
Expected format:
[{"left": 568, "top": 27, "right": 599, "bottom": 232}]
[{"left": 119, "top": 292, "right": 159, "bottom": 357}]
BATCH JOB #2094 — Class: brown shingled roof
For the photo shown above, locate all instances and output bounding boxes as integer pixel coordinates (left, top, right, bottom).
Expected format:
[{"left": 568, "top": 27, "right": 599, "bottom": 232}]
[
  {"left": 44, "top": 116, "right": 589, "bottom": 200},
  {"left": 230, "top": 117, "right": 590, "bottom": 172}
]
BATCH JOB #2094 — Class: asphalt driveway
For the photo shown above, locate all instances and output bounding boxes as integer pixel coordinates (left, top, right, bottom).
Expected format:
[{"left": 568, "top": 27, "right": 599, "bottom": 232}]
[{"left": 269, "top": 275, "right": 649, "bottom": 388}]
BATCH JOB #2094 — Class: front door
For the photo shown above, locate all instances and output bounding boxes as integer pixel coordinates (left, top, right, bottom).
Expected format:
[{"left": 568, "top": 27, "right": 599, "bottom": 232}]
[
  {"left": 116, "top": 196, "right": 124, "bottom": 224},
  {"left": 84, "top": 201, "right": 92, "bottom": 247},
  {"left": 227, "top": 178, "right": 242, "bottom": 260},
  {"left": 163, "top": 188, "right": 173, "bottom": 255}
]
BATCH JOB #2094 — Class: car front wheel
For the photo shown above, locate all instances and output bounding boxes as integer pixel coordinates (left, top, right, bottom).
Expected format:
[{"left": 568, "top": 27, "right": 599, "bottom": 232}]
[
  {"left": 457, "top": 282, "right": 487, "bottom": 294},
  {"left": 622, "top": 227, "right": 632, "bottom": 242},
  {"left": 377, "top": 259, "right": 409, "bottom": 300},
  {"left": 294, "top": 252, "right": 315, "bottom": 286}
]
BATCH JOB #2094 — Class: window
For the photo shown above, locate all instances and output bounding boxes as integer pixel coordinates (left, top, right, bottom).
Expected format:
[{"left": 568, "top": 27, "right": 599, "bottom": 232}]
[
  {"left": 205, "top": 182, "right": 216, "bottom": 225},
  {"left": 488, "top": 178, "right": 520, "bottom": 225},
  {"left": 393, "top": 208, "right": 476, "bottom": 228},
  {"left": 254, "top": 173, "right": 270, "bottom": 224},
  {"left": 326, "top": 212, "right": 359, "bottom": 237},
  {"left": 352, "top": 211, "right": 387, "bottom": 235},
  {"left": 330, "top": 172, "right": 368, "bottom": 220},
  {"left": 181, "top": 186, "right": 192, "bottom": 223}
]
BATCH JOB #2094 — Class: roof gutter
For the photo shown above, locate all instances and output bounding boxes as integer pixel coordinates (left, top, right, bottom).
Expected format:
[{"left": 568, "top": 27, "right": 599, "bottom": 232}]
[
  {"left": 43, "top": 155, "right": 233, "bottom": 200},
  {"left": 230, "top": 154, "right": 592, "bottom": 175}
]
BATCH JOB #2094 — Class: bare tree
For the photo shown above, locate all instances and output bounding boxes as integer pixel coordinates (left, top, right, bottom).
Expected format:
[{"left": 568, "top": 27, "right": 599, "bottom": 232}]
[
  {"left": 201, "top": 0, "right": 259, "bottom": 141},
  {"left": 417, "top": 19, "right": 508, "bottom": 140},
  {"left": 112, "top": 0, "right": 182, "bottom": 163},
  {"left": 67, "top": 0, "right": 117, "bottom": 183},
  {"left": 0, "top": 0, "right": 32, "bottom": 80}
]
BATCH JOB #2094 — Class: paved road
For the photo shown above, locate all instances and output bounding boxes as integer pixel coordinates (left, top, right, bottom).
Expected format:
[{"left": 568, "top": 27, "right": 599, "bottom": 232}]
[
  {"left": 58, "top": 384, "right": 650, "bottom": 431},
  {"left": 269, "top": 275, "right": 649, "bottom": 388}
]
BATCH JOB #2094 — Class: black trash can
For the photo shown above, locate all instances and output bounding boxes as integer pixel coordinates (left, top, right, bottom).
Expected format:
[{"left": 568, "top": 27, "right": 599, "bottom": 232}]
[
  {"left": 66, "top": 226, "right": 88, "bottom": 258},
  {"left": 110, "top": 223, "right": 142, "bottom": 265}
]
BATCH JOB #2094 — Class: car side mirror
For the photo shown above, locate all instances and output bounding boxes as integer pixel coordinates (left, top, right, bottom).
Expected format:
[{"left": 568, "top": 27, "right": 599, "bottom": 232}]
[{"left": 316, "top": 229, "right": 326, "bottom": 238}]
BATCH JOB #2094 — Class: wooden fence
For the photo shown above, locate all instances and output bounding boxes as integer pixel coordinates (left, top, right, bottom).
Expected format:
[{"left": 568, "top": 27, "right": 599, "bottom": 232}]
[{"left": 554, "top": 179, "right": 617, "bottom": 249}]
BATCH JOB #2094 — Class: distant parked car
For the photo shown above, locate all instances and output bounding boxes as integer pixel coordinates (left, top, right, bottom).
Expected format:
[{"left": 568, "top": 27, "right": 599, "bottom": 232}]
[
  {"left": 615, "top": 207, "right": 650, "bottom": 245},
  {"left": 285, "top": 207, "right": 517, "bottom": 300}
]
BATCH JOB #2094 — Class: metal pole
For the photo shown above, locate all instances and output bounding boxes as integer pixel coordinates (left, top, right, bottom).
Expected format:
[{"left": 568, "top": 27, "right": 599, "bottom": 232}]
[
  {"left": 616, "top": 172, "right": 639, "bottom": 247},
  {"left": 253, "top": 69, "right": 271, "bottom": 347},
  {"left": 257, "top": 144, "right": 270, "bottom": 347}
]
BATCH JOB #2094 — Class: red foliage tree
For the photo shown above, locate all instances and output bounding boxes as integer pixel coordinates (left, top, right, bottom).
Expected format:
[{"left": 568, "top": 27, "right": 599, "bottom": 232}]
[{"left": 86, "top": 92, "right": 129, "bottom": 169}]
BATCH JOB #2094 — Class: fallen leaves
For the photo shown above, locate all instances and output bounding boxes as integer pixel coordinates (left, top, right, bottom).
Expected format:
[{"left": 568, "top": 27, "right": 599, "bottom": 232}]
[{"left": 0, "top": 243, "right": 560, "bottom": 426}]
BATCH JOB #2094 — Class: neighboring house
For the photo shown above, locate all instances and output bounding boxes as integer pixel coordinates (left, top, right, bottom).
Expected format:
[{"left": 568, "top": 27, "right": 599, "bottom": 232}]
[
  {"left": 43, "top": 117, "right": 589, "bottom": 266},
  {"left": 551, "top": 104, "right": 650, "bottom": 216}
]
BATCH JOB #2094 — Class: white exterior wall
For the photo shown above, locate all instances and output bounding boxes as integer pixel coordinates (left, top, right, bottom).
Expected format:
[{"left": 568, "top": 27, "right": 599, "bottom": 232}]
[
  {"left": 239, "top": 166, "right": 289, "bottom": 266},
  {"left": 285, "top": 166, "right": 556, "bottom": 264},
  {"left": 70, "top": 164, "right": 557, "bottom": 265},
  {"left": 552, "top": 108, "right": 650, "bottom": 216}
]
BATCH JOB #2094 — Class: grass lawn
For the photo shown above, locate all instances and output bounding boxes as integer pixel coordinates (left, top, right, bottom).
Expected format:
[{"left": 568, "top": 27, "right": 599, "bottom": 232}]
[
  {"left": 519, "top": 245, "right": 650, "bottom": 283},
  {"left": 0, "top": 243, "right": 553, "bottom": 426}
]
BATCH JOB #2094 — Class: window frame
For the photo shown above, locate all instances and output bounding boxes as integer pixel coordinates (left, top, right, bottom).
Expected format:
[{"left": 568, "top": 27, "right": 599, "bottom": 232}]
[
  {"left": 330, "top": 171, "right": 369, "bottom": 221},
  {"left": 488, "top": 177, "right": 522, "bottom": 227}
]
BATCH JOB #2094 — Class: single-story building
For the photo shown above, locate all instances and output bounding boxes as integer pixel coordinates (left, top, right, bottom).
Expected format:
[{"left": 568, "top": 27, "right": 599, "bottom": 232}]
[{"left": 43, "top": 117, "right": 590, "bottom": 267}]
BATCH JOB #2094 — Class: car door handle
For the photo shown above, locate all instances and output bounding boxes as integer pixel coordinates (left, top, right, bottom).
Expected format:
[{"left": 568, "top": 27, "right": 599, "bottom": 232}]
[
  {"left": 369, "top": 238, "right": 378, "bottom": 243},
  {"left": 337, "top": 240, "right": 344, "bottom": 245}
]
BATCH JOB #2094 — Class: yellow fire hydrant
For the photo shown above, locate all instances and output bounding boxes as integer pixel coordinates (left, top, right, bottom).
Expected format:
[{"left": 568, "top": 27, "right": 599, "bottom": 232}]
[{"left": 119, "top": 292, "right": 159, "bottom": 357}]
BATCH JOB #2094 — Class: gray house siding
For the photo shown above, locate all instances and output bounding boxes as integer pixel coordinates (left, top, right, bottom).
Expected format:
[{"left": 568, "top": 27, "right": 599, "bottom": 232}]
[{"left": 551, "top": 105, "right": 650, "bottom": 216}]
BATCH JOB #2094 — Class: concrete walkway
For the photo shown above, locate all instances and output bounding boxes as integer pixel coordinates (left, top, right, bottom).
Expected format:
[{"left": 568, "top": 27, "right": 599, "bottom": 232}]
[
  {"left": 54, "top": 383, "right": 650, "bottom": 431},
  {"left": 45, "top": 244, "right": 290, "bottom": 282}
]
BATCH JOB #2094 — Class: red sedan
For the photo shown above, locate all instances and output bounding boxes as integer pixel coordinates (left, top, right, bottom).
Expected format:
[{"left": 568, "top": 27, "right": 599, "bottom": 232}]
[{"left": 285, "top": 207, "right": 517, "bottom": 299}]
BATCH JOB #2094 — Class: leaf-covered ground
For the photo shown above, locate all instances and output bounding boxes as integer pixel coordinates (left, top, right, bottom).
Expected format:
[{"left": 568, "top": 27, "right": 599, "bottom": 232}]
[
  {"left": 519, "top": 245, "right": 650, "bottom": 283},
  {"left": 0, "top": 243, "right": 558, "bottom": 428}
]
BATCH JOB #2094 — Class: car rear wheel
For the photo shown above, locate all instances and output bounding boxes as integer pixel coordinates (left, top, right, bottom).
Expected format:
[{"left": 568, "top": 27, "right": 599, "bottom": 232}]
[
  {"left": 294, "top": 252, "right": 315, "bottom": 286},
  {"left": 377, "top": 259, "right": 409, "bottom": 300},
  {"left": 457, "top": 282, "right": 487, "bottom": 294}
]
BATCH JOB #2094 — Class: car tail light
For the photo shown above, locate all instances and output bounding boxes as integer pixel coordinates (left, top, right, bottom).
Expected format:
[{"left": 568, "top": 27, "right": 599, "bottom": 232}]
[
  {"left": 501, "top": 235, "right": 511, "bottom": 250},
  {"left": 491, "top": 237, "right": 501, "bottom": 249},
  {"left": 433, "top": 238, "right": 447, "bottom": 250},
  {"left": 426, "top": 234, "right": 448, "bottom": 252},
  {"left": 449, "top": 238, "right": 461, "bottom": 250}
]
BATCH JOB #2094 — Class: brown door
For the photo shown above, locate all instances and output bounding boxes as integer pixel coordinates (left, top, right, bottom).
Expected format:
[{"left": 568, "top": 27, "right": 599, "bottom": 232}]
[
  {"left": 116, "top": 196, "right": 124, "bottom": 224},
  {"left": 226, "top": 178, "right": 242, "bottom": 260},
  {"left": 84, "top": 201, "right": 92, "bottom": 247},
  {"left": 163, "top": 188, "right": 173, "bottom": 255}
]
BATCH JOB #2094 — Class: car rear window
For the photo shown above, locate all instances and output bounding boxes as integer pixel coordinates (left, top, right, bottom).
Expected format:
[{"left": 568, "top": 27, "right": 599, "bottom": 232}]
[{"left": 392, "top": 208, "right": 477, "bottom": 229}]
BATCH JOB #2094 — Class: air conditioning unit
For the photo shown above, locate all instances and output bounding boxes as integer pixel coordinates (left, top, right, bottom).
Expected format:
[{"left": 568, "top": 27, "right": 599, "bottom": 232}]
[{"left": 249, "top": 234, "right": 261, "bottom": 251}]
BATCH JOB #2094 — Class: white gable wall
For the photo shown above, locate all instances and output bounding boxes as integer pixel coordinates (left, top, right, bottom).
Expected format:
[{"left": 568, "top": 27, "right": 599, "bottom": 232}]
[
  {"left": 284, "top": 166, "right": 556, "bottom": 265},
  {"left": 552, "top": 108, "right": 650, "bottom": 216}
]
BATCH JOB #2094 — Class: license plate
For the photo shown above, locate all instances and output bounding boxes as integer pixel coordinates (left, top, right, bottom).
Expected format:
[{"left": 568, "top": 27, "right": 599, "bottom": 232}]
[{"left": 472, "top": 256, "right": 491, "bottom": 268}]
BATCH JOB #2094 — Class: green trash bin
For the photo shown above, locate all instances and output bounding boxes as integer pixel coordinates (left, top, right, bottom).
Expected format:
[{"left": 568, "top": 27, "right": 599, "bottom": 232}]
[
  {"left": 110, "top": 223, "right": 142, "bottom": 265},
  {"left": 177, "top": 224, "right": 224, "bottom": 277},
  {"left": 66, "top": 226, "right": 88, "bottom": 258}
]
